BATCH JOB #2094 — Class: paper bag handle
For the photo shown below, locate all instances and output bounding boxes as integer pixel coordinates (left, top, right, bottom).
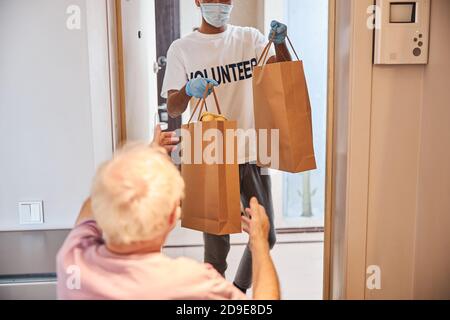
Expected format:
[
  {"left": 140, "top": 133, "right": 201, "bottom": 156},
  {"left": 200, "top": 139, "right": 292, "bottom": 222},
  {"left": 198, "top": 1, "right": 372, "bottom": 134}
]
[
  {"left": 187, "top": 84, "right": 222, "bottom": 125},
  {"left": 257, "top": 35, "right": 300, "bottom": 67}
]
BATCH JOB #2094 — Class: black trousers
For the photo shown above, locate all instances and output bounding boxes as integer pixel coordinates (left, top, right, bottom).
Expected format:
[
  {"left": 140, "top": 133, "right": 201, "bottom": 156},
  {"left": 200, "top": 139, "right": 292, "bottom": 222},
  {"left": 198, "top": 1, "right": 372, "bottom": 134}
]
[{"left": 203, "top": 163, "right": 277, "bottom": 289}]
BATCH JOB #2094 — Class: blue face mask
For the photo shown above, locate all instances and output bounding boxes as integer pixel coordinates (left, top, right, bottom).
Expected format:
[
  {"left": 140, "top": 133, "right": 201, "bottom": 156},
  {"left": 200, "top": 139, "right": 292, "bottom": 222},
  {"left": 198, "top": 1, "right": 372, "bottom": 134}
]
[{"left": 200, "top": 3, "right": 233, "bottom": 28}]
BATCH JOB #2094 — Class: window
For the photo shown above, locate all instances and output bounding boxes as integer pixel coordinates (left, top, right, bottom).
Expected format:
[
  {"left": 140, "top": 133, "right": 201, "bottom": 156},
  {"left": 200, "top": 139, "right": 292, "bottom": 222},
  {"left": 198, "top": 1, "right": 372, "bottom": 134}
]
[{"left": 268, "top": 0, "right": 329, "bottom": 230}]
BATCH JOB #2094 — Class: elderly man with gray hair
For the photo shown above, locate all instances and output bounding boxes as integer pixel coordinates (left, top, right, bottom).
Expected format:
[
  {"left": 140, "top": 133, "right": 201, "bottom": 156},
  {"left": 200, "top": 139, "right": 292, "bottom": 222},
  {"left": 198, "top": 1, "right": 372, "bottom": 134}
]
[{"left": 56, "top": 128, "right": 280, "bottom": 300}]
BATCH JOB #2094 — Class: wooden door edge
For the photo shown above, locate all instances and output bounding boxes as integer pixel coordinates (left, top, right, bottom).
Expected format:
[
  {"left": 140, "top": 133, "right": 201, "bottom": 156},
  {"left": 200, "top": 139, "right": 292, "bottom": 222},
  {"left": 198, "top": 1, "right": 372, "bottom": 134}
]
[{"left": 323, "top": 0, "right": 337, "bottom": 301}]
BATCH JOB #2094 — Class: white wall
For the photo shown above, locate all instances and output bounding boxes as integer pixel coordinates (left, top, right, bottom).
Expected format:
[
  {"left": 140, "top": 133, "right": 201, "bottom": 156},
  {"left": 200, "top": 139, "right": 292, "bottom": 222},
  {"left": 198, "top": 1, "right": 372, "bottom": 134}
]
[
  {"left": 0, "top": 0, "right": 112, "bottom": 231},
  {"left": 332, "top": 0, "right": 450, "bottom": 300},
  {"left": 364, "top": 0, "right": 450, "bottom": 300},
  {"left": 413, "top": 1, "right": 450, "bottom": 298},
  {"left": 264, "top": 0, "right": 285, "bottom": 33},
  {"left": 180, "top": 0, "right": 201, "bottom": 37},
  {"left": 230, "top": 0, "right": 264, "bottom": 30}
]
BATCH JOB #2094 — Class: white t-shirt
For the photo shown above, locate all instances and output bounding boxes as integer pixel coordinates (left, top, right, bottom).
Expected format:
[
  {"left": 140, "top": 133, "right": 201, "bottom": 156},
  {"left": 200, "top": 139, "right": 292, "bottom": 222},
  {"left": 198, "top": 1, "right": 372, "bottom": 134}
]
[{"left": 161, "top": 25, "right": 274, "bottom": 164}]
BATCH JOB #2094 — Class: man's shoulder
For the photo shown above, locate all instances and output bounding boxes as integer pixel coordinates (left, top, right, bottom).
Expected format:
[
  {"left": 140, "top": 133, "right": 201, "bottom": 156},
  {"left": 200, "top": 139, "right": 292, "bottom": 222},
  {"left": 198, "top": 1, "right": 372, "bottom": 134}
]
[
  {"left": 172, "top": 26, "right": 262, "bottom": 44},
  {"left": 229, "top": 25, "right": 263, "bottom": 38},
  {"left": 228, "top": 25, "right": 265, "bottom": 48},
  {"left": 167, "top": 34, "right": 199, "bottom": 59},
  {"left": 170, "top": 31, "right": 199, "bottom": 48}
]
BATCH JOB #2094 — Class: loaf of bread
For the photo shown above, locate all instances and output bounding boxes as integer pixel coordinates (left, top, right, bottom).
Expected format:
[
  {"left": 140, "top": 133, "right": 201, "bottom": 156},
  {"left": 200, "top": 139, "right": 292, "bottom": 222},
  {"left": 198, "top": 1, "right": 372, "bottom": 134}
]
[{"left": 200, "top": 112, "right": 228, "bottom": 122}]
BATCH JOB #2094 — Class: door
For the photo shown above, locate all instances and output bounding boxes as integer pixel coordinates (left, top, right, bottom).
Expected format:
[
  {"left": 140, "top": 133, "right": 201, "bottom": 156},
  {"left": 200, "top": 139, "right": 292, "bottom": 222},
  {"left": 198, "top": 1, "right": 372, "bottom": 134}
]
[
  {"left": 155, "top": 0, "right": 182, "bottom": 132},
  {"left": 119, "top": 0, "right": 158, "bottom": 142}
]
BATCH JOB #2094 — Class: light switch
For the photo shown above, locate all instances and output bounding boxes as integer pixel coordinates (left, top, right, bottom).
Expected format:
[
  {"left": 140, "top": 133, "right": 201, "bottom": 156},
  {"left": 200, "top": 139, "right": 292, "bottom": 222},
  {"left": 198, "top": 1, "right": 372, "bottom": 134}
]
[
  {"left": 19, "top": 201, "right": 44, "bottom": 225},
  {"left": 19, "top": 203, "right": 32, "bottom": 224}
]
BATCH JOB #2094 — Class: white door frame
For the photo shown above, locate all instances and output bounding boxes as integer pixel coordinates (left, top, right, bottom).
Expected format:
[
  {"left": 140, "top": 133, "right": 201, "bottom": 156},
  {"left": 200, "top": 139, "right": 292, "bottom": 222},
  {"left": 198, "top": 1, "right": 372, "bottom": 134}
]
[
  {"left": 328, "top": 0, "right": 375, "bottom": 300},
  {"left": 118, "top": 0, "right": 158, "bottom": 143},
  {"left": 85, "top": 0, "right": 116, "bottom": 165}
]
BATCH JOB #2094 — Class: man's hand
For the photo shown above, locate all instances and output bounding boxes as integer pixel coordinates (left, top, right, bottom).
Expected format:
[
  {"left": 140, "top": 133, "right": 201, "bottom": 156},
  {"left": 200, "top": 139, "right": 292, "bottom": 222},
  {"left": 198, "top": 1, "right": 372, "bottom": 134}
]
[
  {"left": 186, "top": 77, "right": 219, "bottom": 99},
  {"left": 151, "top": 125, "right": 180, "bottom": 154},
  {"left": 242, "top": 197, "right": 271, "bottom": 251},
  {"left": 266, "top": 20, "right": 291, "bottom": 64},
  {"left": 243, "top": 197, "right": 280, "bottom": 300},
  {"left": 269, "top": 20, "right": 287, "bottom": 44},
  {"left": 167, "top": 78, "right": 218, "bottom": 118}
]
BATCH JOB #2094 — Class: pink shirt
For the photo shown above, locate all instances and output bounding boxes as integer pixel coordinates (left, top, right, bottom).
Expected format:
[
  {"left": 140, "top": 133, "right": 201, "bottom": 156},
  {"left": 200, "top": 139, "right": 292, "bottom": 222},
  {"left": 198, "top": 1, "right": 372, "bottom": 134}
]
[{"left": 57, "top": 220, "right": 247, "bottom": 300}]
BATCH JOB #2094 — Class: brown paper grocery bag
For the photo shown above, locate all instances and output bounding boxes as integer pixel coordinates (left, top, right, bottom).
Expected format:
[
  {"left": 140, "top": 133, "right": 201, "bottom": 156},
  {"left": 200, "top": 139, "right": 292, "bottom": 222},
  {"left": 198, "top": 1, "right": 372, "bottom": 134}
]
[
  {"left": 253, "top": 36, "right": 317, "bottom": 173},
  {"left": 180, "top": 88, "right": 241, "bottom": 235}
]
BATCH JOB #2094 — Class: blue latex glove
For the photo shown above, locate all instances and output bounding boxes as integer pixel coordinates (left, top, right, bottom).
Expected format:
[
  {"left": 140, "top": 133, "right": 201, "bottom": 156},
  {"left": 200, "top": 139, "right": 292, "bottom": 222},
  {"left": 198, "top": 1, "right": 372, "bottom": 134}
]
[
  {"left": 185, "top": 78, "right": 219, "bottom": 99},
  {"left": 269, "top": 20, "right": 288, "bottom": 44}
]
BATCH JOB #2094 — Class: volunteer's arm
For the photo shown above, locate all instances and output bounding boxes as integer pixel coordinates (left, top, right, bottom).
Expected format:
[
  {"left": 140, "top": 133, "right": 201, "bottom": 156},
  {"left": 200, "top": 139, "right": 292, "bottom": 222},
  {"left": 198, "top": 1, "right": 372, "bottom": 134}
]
[
  {"left": 267, "top": 20, "right": 292, "bottom": 64},
  {"left": 167, "top": 87, "right": 191, "bottom": 118},
  {"left": 242, "top": 198, "right": 281, "bottom": 300},
  {"left": 274, "top": 42, "right": 292, "bottom": 62},
  {"left": 167, "top": 78, "right": 219, "bottom": 119}
]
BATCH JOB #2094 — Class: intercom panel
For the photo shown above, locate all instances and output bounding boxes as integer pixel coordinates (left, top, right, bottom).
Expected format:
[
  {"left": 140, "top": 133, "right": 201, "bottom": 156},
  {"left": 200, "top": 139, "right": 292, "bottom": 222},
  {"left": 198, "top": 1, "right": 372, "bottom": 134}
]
[{"left": 374, "top": 0, "right": 431, "bottom": 65}]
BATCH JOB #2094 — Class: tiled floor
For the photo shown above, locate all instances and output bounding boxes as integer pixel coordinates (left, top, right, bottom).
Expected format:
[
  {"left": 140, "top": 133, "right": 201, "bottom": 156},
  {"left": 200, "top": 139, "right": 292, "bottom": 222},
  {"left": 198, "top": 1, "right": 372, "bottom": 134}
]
[{"left": 164, "top": 233, "right": 324, "bottom": 300}]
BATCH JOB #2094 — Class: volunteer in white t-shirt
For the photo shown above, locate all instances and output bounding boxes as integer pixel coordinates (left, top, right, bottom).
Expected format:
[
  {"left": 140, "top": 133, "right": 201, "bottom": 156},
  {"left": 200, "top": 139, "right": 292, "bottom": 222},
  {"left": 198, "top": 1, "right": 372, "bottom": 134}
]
[{"left": 161, "top": 0, "right": 292, "bottom": 293}]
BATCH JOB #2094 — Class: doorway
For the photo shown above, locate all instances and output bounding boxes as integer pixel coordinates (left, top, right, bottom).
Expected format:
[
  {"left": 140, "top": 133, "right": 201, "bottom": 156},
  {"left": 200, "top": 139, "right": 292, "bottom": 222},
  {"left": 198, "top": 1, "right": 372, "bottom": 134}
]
[{"left": 116, "top": 0, "right": 333, "bottom": 300}]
